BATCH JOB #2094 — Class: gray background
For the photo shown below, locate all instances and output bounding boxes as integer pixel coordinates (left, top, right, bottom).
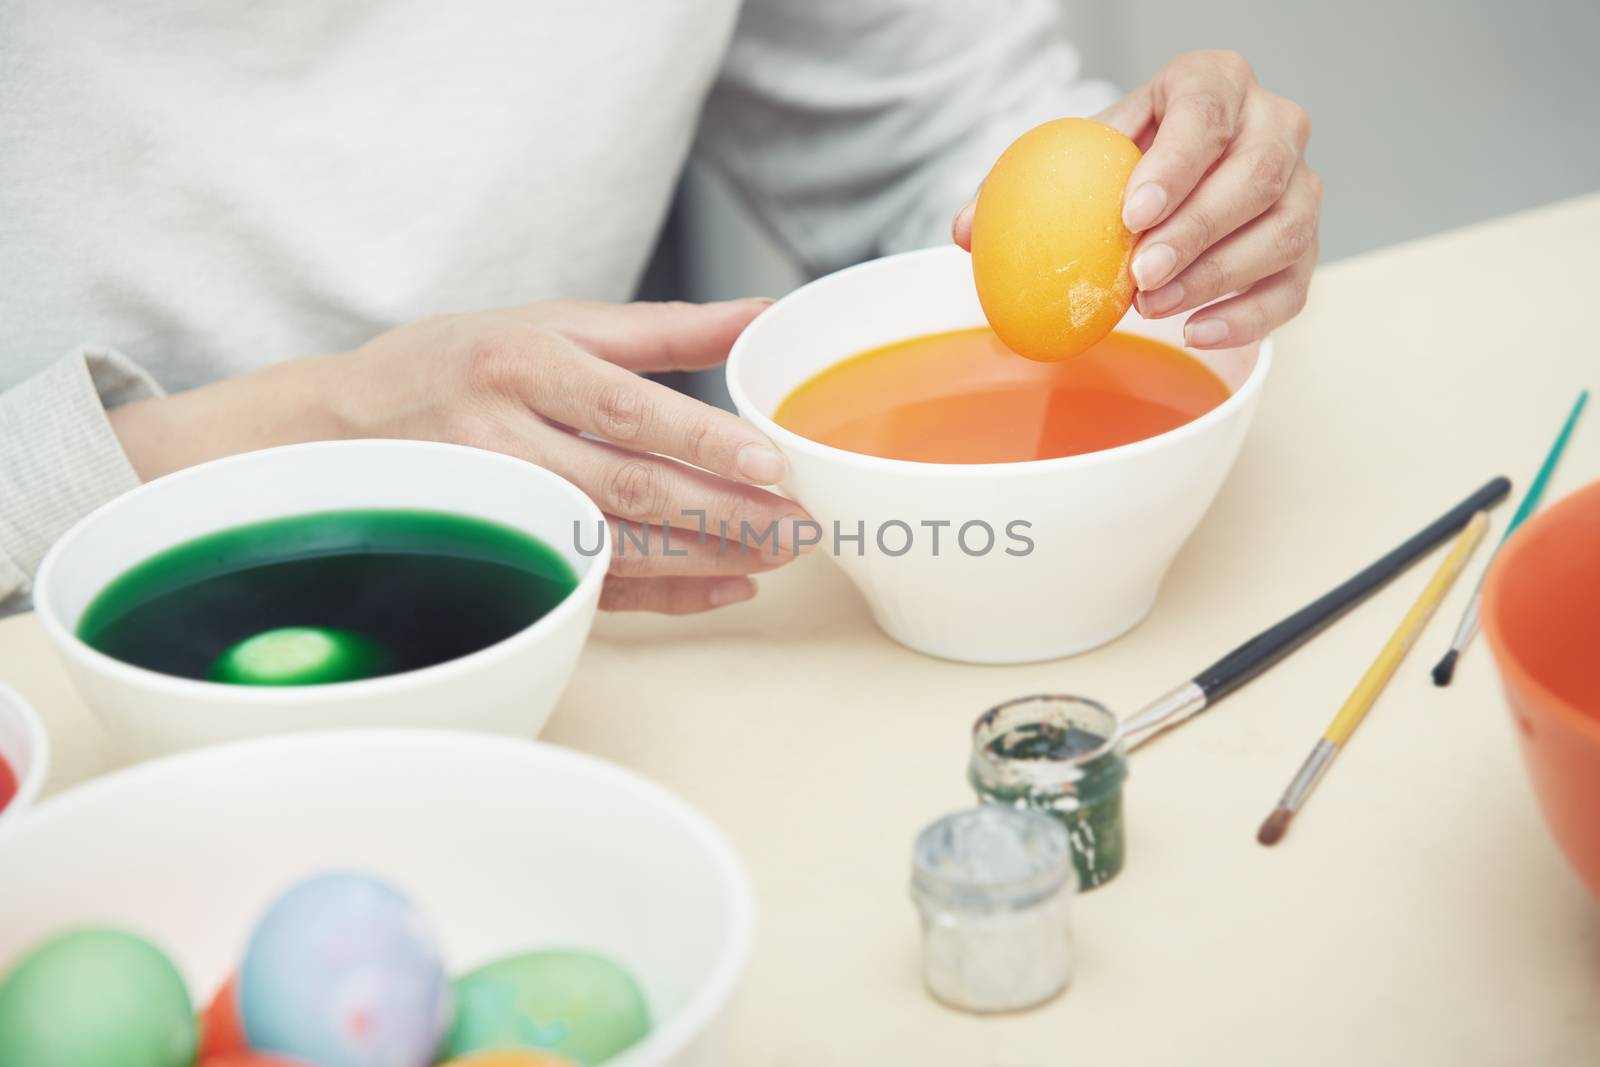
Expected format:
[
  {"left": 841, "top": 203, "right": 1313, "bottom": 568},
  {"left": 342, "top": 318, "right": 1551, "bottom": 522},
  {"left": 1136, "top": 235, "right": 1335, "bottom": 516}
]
[{"left": 654, "top": 0, "right": 1600, "bottom": 308}]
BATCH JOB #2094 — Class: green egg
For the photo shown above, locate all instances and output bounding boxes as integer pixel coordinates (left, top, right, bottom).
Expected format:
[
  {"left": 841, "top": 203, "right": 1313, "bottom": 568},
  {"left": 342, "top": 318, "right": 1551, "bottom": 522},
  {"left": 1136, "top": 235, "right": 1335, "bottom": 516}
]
[
  {"left": 444, "top": 950, "right": 651, "bottom": 1066},
  {"left": 0, "top": 928, "right": 197, "bottom": 1067},
  {"left": 209, "top": 626, "right": 386, "bottom": 685}
]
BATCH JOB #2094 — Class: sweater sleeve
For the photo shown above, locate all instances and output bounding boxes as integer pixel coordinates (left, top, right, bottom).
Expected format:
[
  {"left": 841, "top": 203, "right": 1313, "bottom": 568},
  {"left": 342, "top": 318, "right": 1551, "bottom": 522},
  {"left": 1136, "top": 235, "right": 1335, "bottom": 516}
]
[
  {"left": 696, "top": 0, "right": 1120, "bottom": 276},
  {"left": 0, "top": 347, "right": 162, "bottom": 612}
]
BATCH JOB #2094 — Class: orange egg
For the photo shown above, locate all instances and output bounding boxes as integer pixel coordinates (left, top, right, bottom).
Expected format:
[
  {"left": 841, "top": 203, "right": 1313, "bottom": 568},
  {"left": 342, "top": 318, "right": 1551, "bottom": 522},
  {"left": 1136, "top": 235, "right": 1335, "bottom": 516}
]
[
  {"left": 196, "top": 973, "right": 312, "bottom": 1067},
  {"left": 970, "top": 118, "right": 1142, "bottom": 362},
  {"left": 198, "top": 974, "right": 246, "bottom": 1059}
]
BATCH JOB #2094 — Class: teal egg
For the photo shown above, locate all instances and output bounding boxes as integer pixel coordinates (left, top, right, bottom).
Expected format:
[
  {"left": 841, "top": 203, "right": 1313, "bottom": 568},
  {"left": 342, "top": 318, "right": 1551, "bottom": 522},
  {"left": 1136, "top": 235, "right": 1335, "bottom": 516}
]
[
  {"left": 210, "top": 626, "right": 385, "bottom": 685},
  {"left": 0, "top": 927, "right": 197, "bottom": 1067},
  {"left": 444, "top": 950, "right": 651, "bottom": 1066}
]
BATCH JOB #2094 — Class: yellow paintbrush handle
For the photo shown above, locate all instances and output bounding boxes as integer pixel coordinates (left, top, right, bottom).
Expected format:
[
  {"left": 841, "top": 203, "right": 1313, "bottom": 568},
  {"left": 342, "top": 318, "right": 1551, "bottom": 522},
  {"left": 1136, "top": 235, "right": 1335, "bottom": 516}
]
[{"left": 1324, "top": 510, "right": 1489, "bottom": 745}]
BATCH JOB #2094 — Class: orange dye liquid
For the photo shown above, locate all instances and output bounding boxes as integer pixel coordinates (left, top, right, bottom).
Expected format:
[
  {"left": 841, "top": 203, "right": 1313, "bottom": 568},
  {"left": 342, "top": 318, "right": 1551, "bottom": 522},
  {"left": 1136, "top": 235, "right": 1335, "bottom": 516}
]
[{"left": 773, "top": 327, "right": 1230, "bottom": 464}]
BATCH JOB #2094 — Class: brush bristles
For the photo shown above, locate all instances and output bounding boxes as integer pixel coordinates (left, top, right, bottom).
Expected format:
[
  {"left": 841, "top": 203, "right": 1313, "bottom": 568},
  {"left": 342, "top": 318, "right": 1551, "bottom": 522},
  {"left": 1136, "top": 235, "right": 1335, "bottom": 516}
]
[
  {"left": 1257, "top": 808, "right": 1293, "bottom": 846},
  {"left": 1431, "top": 649, "right": 1460, "bottom": 687}
]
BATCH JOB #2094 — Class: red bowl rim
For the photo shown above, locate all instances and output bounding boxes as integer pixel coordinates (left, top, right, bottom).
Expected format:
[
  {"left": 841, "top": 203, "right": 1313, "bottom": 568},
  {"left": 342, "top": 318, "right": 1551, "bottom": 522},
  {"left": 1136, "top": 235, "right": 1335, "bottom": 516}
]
[{"left": 1481, "top": 477, "right": 1600, "bottom": 746}]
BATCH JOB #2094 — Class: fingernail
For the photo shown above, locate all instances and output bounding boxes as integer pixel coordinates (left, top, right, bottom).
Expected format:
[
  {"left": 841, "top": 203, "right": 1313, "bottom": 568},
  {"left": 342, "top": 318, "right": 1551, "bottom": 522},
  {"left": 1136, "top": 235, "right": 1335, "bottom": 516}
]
[
  {"left": 735, "top": 296, "right": 775, "bottom": 307},
  {"left": 1185, "top": 319, "right": 1230, "bottom": 347},
  {"left": 1123, "top": 183, "right": 1166, "bottom": 232},
  {"left": 1131, "top": 244, "right": 1178, "bottom": 290},
  {"left": 710, "top": 578, "right": 755, "bottom": 607},
  {"left": 737, "top": 443, "right": 787, "bottom": 484},
  {"left": 1140, "top": 281, "right": 1184, "bottom": 316}
]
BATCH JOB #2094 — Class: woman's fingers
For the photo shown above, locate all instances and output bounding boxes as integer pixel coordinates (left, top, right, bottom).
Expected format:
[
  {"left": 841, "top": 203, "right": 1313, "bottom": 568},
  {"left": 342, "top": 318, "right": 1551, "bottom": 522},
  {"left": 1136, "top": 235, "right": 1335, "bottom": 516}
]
[
  {"left": 448, "top": 304, "right": 812, "bottom": 595},
  {"left": 509, "top": 329, "right": 788, "bottom": 485},
  {"left": 1137, "top": 165, "right": 1321, "bottom": 320},
  {"left": 605, "top": 516, "right": 791, "bottom": 578},
  {"left": 531, "top": 429, "right": 809, "bottom": 545},
  {"left": 1181, "top": 243, "right": 1318, "bottom": 349},
  {"left": 1130, "top": 93, "right": 1311, "bottom": 295},
  {"left": 1121, "top": 50, "right": 1255, "bottom": 233},
  {"left": 600, "top": 575, "right": 757, "bottom": 614}
]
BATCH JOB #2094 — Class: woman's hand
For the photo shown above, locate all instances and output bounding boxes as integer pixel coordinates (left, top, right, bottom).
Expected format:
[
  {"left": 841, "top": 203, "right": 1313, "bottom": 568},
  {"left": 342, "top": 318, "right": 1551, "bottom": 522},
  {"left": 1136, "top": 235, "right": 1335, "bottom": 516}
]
[
  {"left": 955, "top": 50, "right": 1320, "bottom": 348},
  {"left": 110, "top": 299, "right": 809, "bottom": 614}
]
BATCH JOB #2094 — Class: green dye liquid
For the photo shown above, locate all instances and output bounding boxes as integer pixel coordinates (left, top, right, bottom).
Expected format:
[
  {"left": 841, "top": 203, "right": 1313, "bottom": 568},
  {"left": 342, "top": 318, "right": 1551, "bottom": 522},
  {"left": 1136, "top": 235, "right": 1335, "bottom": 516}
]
[
  {"left": 78, "top": 509, "right": 578, "bottom": 685},
  {"left": 987, "top": 723, "right": 1107, "bottom": 761}
]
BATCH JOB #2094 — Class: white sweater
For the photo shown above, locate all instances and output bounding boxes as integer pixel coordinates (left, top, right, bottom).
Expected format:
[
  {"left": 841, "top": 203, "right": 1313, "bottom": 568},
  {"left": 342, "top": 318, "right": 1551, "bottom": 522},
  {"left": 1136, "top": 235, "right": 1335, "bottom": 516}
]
[{"left": 0, "top": 0, "right": 1114, "bottom": 606}]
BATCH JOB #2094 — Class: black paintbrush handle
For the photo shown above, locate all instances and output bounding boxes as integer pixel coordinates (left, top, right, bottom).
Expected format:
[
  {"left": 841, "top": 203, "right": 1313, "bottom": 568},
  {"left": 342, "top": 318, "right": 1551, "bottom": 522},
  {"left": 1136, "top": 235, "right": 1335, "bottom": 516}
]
[{"left": 1191, "top": 475, "right": 1512, "bottom": 703}]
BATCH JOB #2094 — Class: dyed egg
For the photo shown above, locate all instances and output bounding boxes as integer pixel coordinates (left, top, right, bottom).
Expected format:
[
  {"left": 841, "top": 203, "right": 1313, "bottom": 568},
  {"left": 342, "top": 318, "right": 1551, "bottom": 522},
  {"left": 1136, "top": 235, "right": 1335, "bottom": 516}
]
[
  {"left": 0, "top": 927, "right": 197, "bottom": 1067},
  {"left": 239, "top": 872, "right": 451, "bottom": 1067},
  {"left": 442, "top": 1053, "right": 579, "bottom": 1067},
  {"left": 199, "top": 973, "right": 248, "bottom": 1058},
  {"left": 443, "top": 950, "right": 650, "bottom": 1065},
  {"left": 210, "top": 627, "right": 385, "bottom": 686},
  {"left": 971, "top": 118, "right": 1142, "bottom": 362},
  {"left": 201, "top": 1055, "right": 313, "bottom": 1066},
  {"left": 0, "top": 751, "right": 17, "bottom": 813}
]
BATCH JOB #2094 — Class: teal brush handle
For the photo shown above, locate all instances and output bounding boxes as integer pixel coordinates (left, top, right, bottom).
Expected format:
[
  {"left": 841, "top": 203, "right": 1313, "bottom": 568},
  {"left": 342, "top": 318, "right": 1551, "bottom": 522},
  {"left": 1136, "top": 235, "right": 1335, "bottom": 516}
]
[{"left": 1502, "top": 389, "right": 1589, "bottom": 543}]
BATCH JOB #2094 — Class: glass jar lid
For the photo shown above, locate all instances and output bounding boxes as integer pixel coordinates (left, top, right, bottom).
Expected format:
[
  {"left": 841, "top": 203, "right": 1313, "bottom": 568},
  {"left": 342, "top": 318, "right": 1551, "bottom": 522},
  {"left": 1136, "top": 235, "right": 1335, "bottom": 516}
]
[{"left": 911, "top": 806, "right": 1076, "bottom": 913}]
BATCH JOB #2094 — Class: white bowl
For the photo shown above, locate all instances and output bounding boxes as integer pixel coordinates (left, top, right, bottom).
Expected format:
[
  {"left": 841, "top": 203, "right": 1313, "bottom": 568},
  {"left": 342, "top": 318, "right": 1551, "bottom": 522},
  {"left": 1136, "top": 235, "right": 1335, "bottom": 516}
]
[
  {"left": 0, "top": 729, "right": 752, "bottom": 1067},
  {"left": 0, "top": 683, "right": 49, "bottom": 823},
  {"left": 33, "top": 440, "right": 610, "bottom": 760},
  {"left": 727, "top": 246, "right": 1271, "bottom": 664}
]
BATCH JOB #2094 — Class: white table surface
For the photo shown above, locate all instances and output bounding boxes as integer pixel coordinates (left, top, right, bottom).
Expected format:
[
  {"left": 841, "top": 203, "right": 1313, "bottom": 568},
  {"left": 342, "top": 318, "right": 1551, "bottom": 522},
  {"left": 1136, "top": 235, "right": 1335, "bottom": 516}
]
[{"left": 5, "top": 194, "right": 1600, "bottom": 1066}]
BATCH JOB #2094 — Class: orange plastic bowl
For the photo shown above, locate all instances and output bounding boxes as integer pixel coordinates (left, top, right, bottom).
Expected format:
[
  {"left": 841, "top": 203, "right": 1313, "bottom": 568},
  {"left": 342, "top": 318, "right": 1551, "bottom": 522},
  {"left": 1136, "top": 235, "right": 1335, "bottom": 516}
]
[{"left": 1482, "top": 478, "right": 1600, "bottom": 898}]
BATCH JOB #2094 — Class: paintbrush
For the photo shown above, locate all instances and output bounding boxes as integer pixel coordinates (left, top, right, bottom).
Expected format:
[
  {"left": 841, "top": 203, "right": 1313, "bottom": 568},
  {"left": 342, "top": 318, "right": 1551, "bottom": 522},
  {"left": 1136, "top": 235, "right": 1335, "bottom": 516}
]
[
  {"left": 1122, "top": 476, "right": 1510, "bottom": 748},
  {"left": 1431, "top": 390, "right": 1587, "bottom": 686},
  {"left": 1258, "top": 510, "right": 1489, "bottom": 846}
]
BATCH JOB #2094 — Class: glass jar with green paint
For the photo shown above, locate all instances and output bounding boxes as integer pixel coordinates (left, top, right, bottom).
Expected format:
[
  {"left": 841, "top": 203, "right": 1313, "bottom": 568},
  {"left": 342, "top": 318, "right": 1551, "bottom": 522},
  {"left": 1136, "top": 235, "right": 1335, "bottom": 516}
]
[{"left": 968, "top": 695, "right": 1129, "bottom": 890}]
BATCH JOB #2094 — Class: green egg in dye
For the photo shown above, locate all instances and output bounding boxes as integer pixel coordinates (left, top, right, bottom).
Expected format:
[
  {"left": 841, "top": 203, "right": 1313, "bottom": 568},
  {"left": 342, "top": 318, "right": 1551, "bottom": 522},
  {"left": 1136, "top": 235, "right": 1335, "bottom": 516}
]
[
  {"left": 209, "top": 626, "right": 386, "bottom": 685},
  {"left": 444, "top": 950, "right": 651, "bottom": 1066},
  {"left": 0, "top": 928, "right": 197, "bottom": 1067},
  {"left": 77, "top": 509, "right": 578, "bottom": 686}
]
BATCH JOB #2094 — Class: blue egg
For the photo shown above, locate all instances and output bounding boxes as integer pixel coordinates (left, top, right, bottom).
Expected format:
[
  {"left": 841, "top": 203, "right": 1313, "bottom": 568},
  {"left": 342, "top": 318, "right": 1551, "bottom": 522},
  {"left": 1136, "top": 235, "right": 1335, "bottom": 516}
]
[{"left": 240, "top": 871, "right": 451, "bottom": 1067}]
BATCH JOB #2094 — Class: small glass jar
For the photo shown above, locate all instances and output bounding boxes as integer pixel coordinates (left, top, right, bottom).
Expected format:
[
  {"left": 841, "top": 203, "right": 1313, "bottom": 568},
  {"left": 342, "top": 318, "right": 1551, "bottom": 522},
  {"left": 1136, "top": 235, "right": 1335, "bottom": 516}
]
[
  {"left": 968, "top": 694, "right": 1129, "bottom": 890},
  {"left": 910, "top": 806, "right": 1076, "bottom": 1013}
]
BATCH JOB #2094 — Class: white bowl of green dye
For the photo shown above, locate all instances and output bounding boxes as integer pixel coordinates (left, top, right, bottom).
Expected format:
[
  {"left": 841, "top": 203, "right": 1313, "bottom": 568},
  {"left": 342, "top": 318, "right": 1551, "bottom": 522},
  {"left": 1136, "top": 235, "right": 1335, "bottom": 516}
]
[
  {"left": 0, "top": 729, "right": 754, "bottom": 1067},
  {"left": 32, "top": 441, "right": 609, "bottom": 760}
]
